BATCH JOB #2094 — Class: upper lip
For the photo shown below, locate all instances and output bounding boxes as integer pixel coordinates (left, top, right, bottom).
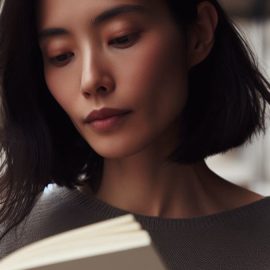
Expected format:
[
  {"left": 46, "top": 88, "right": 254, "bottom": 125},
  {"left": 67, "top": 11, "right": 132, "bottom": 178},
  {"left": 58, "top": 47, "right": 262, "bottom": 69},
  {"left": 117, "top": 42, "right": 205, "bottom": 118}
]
[{"left": 84, "top": 108, "right": 131, "bottom": 123}]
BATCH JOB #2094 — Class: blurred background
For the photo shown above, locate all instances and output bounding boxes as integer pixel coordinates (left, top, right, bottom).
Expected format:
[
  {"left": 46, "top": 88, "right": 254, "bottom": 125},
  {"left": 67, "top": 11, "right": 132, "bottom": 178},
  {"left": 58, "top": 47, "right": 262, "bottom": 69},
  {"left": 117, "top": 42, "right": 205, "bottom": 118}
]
[{"left": 206, "top": 0, "right": 270, "bottom": 195}]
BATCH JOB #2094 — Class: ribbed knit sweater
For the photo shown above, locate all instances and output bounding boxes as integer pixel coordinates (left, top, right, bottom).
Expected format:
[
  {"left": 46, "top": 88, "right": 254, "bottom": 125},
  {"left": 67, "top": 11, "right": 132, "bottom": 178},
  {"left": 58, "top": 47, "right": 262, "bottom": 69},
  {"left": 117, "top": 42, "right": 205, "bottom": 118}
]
[{"left": 1, "top": 184, "right": 270, "bottom": 269}]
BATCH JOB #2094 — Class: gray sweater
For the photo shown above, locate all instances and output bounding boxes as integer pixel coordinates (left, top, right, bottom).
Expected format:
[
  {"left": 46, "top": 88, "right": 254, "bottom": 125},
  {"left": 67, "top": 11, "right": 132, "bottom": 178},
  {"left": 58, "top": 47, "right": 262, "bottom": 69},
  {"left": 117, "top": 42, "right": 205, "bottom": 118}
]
[{"left": 1, "top": 184, "right": 270, "bottom": 270}]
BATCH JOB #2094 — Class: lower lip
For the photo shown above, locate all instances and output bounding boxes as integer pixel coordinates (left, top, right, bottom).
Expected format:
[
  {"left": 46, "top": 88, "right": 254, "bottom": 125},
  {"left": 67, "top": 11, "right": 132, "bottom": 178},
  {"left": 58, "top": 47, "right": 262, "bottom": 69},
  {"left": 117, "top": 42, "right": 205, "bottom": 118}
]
[{"left": 89, "top": 113, "right": 130, "bottom": 132}]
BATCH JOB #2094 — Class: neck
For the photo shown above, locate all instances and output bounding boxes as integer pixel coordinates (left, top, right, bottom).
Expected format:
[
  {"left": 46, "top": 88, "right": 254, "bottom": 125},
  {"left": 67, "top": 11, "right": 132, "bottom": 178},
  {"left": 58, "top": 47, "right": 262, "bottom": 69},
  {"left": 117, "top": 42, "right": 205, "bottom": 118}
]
[{"left": 94, "top": 153, "right": 222, "bottom": 218}]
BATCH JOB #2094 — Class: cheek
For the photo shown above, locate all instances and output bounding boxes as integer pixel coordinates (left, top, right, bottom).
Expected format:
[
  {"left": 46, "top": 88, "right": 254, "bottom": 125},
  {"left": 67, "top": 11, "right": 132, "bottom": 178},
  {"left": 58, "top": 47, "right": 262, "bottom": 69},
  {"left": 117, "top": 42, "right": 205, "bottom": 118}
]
[
  {"left": 122, "top": 31, "right": 188, "bottom": 122},
  {"left": 44, "top": 68, "right": 79, "bottom": 116}
]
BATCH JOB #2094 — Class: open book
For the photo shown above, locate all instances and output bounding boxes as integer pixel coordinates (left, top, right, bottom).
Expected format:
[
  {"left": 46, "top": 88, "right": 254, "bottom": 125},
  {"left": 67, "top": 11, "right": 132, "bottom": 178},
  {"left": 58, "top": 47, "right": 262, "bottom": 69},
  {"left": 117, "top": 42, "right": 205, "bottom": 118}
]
[{"left": 0, "top": 214, "right": 168, "bottom": 270}]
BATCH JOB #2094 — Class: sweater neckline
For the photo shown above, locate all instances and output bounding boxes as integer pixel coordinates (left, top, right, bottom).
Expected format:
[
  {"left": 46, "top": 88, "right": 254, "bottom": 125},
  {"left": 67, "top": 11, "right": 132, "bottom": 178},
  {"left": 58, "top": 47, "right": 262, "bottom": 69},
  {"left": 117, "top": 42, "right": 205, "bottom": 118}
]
[{"left": 60, "top": 186, "right": 270, "bottom": 231}]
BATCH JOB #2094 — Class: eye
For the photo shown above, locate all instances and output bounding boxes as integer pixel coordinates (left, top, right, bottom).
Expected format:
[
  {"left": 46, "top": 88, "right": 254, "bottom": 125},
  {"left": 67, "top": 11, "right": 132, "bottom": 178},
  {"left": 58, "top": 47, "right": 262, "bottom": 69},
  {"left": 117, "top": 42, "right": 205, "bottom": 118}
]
[
  {"left": 109, "top": 32, "right": 140, "bottom": 49},
  {"left": 48, "top": 52, "right": 74, "bottom": 67}
]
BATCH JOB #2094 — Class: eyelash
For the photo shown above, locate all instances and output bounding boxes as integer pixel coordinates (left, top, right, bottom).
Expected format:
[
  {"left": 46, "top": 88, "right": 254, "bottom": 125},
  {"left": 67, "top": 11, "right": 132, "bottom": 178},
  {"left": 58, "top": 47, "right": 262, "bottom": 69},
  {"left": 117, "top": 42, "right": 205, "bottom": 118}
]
[
  {"left": 108, "top": 32, "right": 140, "bottom": 48},
  {"left": 48, "top": 32, "right": 140, "bottom": 67},
  {"left": 48, "top": 52, "right": 74, "bottom": 67}
]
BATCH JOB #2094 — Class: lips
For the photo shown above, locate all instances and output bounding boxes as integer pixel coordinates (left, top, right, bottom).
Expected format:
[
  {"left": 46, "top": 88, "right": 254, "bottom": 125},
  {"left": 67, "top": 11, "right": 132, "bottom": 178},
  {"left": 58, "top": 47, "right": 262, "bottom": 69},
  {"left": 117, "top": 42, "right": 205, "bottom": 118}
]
[{"left": 84, "top": 108, "right": 132, "bottom": 123}]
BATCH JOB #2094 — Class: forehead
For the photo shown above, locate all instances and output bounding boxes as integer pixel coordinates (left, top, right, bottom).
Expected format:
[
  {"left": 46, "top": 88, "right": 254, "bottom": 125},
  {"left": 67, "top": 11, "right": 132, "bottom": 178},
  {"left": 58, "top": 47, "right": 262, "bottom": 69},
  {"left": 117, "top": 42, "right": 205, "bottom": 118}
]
[{"left": 37, "top": 0, "right": 164, "bottom": 27}]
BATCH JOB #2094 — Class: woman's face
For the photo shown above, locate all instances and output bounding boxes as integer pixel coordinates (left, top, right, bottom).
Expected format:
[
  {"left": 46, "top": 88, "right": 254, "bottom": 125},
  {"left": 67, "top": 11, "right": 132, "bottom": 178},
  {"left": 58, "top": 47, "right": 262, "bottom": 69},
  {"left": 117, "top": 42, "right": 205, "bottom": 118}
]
[{"left": 38, "top": 0, "right": 189, "bottom": 158}]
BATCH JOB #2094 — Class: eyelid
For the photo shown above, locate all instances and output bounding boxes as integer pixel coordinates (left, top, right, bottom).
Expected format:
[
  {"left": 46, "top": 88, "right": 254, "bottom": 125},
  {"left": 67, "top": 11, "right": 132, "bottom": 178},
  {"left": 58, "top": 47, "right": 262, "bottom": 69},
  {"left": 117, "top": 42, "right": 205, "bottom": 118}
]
[
  {"left": 108, "top": 31, "right": 141, "bottom": 48},
  {"left": 43, "top": 30, "right": 142, "bottom": 66},
  {"left": 47, "top": 52, "right": 74, "bottom": 67}
]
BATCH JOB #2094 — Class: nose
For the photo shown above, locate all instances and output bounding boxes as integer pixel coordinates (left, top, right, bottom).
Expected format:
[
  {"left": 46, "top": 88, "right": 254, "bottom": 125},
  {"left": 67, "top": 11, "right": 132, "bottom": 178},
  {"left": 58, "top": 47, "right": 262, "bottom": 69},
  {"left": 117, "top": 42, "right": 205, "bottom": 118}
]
[{"left": 80, "top": 49, "right": 114, "bottom": 98}]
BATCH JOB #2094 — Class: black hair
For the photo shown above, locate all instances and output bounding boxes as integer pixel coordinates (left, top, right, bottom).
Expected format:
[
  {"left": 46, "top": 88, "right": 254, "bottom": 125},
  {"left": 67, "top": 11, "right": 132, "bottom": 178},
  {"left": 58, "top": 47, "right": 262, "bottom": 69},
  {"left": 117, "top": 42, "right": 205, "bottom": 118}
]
[
  {"left": 0, "top": 0, "right": 270, "bottom": 239},
  {"left": 167, "top": 0, "right": 270, "bottom": 162}
]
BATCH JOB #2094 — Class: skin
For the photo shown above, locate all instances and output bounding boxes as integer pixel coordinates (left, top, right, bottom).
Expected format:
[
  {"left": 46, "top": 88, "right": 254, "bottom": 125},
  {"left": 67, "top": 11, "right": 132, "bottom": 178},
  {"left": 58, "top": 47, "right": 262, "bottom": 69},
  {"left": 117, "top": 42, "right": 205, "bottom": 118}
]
[{"left": 38, "top": 0, "right": 263, "bottom": 219}]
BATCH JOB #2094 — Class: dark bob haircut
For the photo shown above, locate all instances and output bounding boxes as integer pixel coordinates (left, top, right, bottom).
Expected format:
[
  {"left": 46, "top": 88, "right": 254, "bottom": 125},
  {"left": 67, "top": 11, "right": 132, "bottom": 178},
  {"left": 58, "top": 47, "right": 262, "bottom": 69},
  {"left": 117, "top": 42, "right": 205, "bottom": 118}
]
[{"left": 0, "top": 0, "right": 270, "bottom": 238}]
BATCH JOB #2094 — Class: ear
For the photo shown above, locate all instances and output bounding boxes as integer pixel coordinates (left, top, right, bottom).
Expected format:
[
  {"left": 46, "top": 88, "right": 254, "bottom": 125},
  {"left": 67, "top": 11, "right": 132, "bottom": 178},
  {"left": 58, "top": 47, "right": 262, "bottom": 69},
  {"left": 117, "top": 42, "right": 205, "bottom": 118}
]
[{"left": 187, "top": 1, "right": 218, "bottom": 69}]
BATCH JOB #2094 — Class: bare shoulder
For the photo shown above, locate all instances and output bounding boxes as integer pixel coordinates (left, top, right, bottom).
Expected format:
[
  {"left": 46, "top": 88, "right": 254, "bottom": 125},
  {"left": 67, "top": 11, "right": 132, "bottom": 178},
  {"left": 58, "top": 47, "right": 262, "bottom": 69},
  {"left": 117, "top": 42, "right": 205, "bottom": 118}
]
[
  {"left": 187, "top": 161, "right": 266, "bottom": 217},
  {"left": 207, "top": 172, "right": 265, "bottom": 211},
  {"left": 223, "top": 180, "right": 265, "bottom": 204}
]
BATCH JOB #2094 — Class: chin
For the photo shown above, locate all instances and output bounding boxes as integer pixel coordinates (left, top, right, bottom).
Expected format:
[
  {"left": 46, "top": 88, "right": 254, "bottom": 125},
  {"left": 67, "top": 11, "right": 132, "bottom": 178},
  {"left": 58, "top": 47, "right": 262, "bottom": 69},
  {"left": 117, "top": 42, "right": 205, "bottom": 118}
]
[
  {"left": 92, "top": 146, "right": 140, "bottom": 160},
  {"left": 88, "top": 137, "right": 151, "bottom": 160}
]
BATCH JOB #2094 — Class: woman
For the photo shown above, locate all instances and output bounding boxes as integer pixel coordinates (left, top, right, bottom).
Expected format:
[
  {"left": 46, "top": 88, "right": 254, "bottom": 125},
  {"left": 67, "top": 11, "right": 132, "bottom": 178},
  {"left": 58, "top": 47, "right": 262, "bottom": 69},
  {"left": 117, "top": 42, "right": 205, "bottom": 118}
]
[{"left": 1, "top": 0, "right": 270, "bottom": 268}]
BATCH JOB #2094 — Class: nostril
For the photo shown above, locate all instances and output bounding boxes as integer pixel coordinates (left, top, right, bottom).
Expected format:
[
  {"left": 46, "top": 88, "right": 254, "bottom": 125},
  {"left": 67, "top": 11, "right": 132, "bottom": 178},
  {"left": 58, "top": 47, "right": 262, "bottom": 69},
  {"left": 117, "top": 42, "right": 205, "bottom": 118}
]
[
  {"left": 82, "top": 86, "right": 107, "bottom": 98},
  {"left": 82, "top": 90, "right": 91, "bottom": 98},
  {"left": 81, "top": 81, "right": 113, "bottom": 97},
  {"left": 97, "top": 86, "right": 108, "bottom": 93}
]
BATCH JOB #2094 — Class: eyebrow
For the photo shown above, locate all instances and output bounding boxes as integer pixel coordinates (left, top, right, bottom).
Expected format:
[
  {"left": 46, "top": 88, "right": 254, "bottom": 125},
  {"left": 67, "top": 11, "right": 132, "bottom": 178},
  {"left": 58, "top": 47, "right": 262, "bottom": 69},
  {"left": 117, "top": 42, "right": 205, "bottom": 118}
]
[{"left": 38, "top": 4, "right": 148, "bottom": 41}]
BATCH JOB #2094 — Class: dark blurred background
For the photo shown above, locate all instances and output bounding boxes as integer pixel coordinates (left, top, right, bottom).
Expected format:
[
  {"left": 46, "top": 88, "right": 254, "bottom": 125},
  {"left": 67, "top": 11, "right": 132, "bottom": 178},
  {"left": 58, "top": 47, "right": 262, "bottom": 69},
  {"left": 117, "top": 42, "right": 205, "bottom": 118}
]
[
  {"left": 219, "top": 0, "right": 270, "bottom": 19},
  {"left": 220, "top": 0, "right": 270, "bottom": 18}
]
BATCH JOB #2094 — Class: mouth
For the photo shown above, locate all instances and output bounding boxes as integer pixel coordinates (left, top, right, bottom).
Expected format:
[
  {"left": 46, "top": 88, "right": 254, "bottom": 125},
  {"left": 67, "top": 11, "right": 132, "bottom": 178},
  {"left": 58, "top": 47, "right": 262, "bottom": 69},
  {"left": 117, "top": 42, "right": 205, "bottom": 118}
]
[
  {"left": 84, "top": 108, "right": 132, "bottom": 123},
  {"left": 89, "top": 112, "right": 130, "bottom": 132}
]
